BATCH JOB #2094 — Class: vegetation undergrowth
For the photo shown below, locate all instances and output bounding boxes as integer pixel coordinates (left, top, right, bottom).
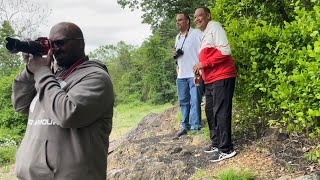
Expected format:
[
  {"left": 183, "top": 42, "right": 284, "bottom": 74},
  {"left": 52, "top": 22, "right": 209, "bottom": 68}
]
[
  {"left": 217, "top": 168, "right": 255, "bottom": 180},
  {"left": 0, "top": 136, "right": 17, "bottom": 166},
  {"left": 191, "top": 167, "right": 255, "bottom": 180}
]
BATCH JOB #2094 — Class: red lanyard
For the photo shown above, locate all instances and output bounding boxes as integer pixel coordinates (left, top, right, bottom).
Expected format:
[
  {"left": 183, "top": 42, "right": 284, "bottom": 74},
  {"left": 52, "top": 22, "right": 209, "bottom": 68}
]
[{"left": 59, "top": 56, "right": 88, "bottom": 80}]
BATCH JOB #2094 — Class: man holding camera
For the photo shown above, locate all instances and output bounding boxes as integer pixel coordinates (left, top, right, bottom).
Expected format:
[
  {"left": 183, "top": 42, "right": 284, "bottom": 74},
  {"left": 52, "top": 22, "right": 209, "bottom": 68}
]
[
  {"left": 173, "top": 13, "right": 203, "bottom": 137},
  {"left": 11, "top": 22, "right": 114, "bottom": 179}
]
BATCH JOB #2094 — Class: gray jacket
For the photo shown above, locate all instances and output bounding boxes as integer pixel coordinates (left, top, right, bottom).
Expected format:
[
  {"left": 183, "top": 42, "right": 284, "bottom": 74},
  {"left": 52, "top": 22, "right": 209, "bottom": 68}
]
[{"left": 12, "top": 59, "right": 114, "bottom": 180}]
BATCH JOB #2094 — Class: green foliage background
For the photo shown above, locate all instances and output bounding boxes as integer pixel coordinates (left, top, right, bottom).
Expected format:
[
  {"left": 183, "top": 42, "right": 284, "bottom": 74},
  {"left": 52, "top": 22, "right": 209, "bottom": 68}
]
[
  {"left": 212, "top": 0, "right": 320, "bottom": 160},
  {"left": 212, "top": 1, "right": 320, "bottom": 139},
  {"left": 0, "top": 21, "right": 27, "bottom": 165},
  {"left": 92, "top": 0, "right": 320, "bottom": 161}
]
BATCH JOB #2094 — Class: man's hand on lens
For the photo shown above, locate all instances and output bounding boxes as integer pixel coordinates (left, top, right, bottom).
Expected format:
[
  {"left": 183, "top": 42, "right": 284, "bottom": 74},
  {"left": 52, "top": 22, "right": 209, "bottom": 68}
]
[{"left": 22, "top": 53, "right": 30, "bottom": 64}]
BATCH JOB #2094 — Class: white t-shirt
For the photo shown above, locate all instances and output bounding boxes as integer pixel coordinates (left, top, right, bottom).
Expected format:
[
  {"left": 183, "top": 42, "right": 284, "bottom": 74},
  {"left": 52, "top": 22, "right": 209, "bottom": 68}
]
[{"left": 175, "top": 27, "right": 202, "bottom": 79}]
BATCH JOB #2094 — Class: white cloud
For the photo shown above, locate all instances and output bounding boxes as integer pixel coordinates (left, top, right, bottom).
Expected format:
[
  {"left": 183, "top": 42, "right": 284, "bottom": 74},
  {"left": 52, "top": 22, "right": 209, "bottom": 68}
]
[{"left": 34, "top": 0, "right": 151, "bottom": 53}]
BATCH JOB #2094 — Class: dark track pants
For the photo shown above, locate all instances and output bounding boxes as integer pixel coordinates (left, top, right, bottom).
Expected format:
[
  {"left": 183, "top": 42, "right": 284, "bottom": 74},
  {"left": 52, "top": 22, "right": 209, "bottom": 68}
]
[{"left": 205, "top": 77, "right": 235, "bottom": 153}]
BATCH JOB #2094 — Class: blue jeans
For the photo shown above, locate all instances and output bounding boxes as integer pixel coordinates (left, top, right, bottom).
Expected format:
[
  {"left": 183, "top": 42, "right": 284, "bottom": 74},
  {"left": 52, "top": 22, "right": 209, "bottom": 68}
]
[{"left": 176, "top": 78, "right": 202, "bottom": 131}]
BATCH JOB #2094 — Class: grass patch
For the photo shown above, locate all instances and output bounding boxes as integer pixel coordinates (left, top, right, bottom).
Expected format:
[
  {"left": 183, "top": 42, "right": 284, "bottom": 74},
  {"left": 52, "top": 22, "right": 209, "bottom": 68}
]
[
  {"left": 0, "top": 145, "right": 17, "bottom": 166},
  {"left": 1, "top": 165, "right": 11, "bottom": 173},
  {"left": 174, "top": 110, "right": 182, "bottom": 129},
  {"left": 192, "top": 168, "right": 209, "bottom": 179},
  {"left": 218, "top": 168, "right": 255, "bottom": 180},
  {"left": 110, "top": 102, "right": 174, "bottom": 140}
]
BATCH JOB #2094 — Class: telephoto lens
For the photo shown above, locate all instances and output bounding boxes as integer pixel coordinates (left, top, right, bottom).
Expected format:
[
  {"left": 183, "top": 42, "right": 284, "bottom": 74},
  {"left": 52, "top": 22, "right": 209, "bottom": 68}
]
[{"left": 5, "top": 37, "right": 51, "bottom": 55}]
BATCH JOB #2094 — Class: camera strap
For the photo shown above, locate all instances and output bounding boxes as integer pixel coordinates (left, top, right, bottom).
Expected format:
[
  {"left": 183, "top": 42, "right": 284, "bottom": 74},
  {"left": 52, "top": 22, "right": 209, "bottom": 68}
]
[
  {"left": 176, "top": 28, "right": 189, "bottom": 50},
  {"left": 59, "top": 56, "right": 88, "bottom": 80}
]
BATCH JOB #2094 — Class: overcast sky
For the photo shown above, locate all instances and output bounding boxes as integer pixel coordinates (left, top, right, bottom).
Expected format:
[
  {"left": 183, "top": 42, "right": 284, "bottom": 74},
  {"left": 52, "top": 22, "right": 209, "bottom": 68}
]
[{"left": 35, "top": 0, "right": 152, "bottom": 53}]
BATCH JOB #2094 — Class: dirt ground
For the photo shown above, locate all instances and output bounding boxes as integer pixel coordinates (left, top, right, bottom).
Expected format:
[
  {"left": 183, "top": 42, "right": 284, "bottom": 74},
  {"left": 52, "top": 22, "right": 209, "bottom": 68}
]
[{"left": 108, "top": 106, "right": 319, "bottom": 179}]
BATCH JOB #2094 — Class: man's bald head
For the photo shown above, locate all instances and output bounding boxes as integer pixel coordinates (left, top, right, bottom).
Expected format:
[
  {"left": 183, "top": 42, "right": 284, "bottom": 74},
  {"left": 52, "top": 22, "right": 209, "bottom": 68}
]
[
  {"left": 50, "top": 22, "right": 83, "bottom": 39},
  {"left": 49, "top": 22, "right": 86, "bottom": 68}
]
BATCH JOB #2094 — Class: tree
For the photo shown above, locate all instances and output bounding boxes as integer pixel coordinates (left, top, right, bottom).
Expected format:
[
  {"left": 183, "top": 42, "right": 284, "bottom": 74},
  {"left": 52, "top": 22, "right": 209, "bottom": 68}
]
[
  {"left": 0, "top": 0, "right": 51, "bottom": 143},
  {"left": 0, "top": 0, "right": 51, "bottom": 38},
  {"left": 211, "top": 0, "right": 318, "bottom": 26},
  {"left": 139, "top": 34, "right": 176, "bottom": 103},
  {"left": 0, "top": 21, "right": 21, "bottom": 74},
  {"left": 90, "top": 36, "right": 177, "bottom": 105},
  {"left": 0, "top": 0, "right": 51, "bottom": 74},
  {"left": 89, "top": 42, "right": 140, "bottom": 104},
  {"left": 117, "top": 0, "right": 210, "bottom": 29},
  {"left": 88, "top": 44, "right": 117, "bottom": 64}
]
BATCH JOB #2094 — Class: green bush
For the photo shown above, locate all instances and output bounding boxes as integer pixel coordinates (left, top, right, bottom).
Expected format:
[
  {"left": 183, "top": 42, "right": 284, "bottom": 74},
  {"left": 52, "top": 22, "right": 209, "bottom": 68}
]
[
  {"left": 210, "top": 0, "right": 320, "bottom": 161},
  {"left": 0, "top": 138, "right": 18, "bottom": 165},
  {"left": 210, "top": 1, "right": 320, "bottom": 137},
  {"left": 0, "top": 72, "right": 27, "bottom": 134},
  {"left": 0, "top": 71, "right": 26, "bottom": 165}
]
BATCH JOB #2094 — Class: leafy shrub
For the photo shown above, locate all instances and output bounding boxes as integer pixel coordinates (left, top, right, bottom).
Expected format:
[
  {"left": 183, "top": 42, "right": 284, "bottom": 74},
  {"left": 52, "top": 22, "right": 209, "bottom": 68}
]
[
  {"left": 0, "top": 72, "right": 27, "bottom": 135},
  {"left": 0, "top": 70, "right": 26, "bottom": 165},
  {"left": 0, "top": 138, "right": 18, "bottom": 165},
  {"left": 210, "top": 0, "right": 320, "bottom": 161},
  {"left": 213, "top": 1, "right": 319, "bottom": 133}
]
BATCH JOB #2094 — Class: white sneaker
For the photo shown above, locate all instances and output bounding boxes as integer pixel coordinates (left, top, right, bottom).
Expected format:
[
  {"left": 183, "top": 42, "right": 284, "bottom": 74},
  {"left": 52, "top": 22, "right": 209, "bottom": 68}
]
[{"left": 210, "top": 150, "right": 237, "bottom": 162}]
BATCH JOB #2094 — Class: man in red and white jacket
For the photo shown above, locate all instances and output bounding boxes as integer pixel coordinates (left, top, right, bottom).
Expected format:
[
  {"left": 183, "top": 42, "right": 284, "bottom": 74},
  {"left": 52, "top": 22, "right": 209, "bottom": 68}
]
[{"left": 193, "top": 7, "right": 237, "bottom": 162}]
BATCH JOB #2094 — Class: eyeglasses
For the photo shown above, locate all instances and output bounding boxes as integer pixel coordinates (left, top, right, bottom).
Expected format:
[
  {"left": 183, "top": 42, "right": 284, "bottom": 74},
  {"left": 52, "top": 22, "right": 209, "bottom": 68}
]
[
  {"left": 50, "top": 38, "right": 84, "bottom": 48},
  {"left": 194, "top": 13, "right": 206, "bottom": 19}
]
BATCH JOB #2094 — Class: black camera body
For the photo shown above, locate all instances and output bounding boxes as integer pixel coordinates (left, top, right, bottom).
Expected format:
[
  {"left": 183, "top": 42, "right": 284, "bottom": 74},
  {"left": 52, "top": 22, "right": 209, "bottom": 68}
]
[
  {"left": 173, "top": 48, "right": 184, "bottom": 59},
  {"left": 5, "top": 37, "right": 51, "bottom": 55}
]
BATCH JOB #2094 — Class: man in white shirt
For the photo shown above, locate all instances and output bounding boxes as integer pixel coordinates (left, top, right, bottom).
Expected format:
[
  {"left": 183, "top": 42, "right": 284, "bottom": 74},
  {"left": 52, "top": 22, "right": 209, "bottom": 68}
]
[{"left": 174, "top": 13, "right": 203, "bottom": 137}]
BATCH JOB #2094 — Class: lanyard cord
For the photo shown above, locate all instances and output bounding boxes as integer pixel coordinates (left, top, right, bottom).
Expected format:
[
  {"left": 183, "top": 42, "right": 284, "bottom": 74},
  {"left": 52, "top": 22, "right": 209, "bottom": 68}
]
[
  {"left": 176, "top": 27, "right": 190, "bottom": 50},
  {"left": 58, "top": 56, "right": 88, "bottom": 80}
]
